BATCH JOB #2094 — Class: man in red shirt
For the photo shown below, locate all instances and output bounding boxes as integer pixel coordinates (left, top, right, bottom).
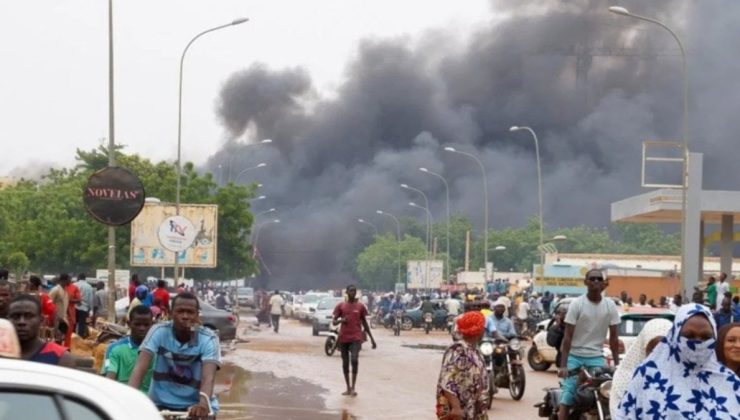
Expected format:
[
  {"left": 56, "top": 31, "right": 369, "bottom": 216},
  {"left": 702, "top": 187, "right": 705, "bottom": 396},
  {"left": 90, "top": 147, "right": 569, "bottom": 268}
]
[
  {"left": 128, "top": 274, "right": 141, "bottom": 303},
  {"left": 332, "top": 284, "right": 376, "bottom": 397},
  {"left": 151, "top": 279, "right": 170, "bottom": 317}
]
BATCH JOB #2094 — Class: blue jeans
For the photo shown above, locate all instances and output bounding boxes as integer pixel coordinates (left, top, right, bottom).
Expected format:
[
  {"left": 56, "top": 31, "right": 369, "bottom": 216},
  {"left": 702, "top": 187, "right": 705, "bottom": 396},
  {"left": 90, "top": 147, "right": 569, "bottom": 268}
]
[{"left": 559, "top": 354, "right": 605, "bottom": 406}]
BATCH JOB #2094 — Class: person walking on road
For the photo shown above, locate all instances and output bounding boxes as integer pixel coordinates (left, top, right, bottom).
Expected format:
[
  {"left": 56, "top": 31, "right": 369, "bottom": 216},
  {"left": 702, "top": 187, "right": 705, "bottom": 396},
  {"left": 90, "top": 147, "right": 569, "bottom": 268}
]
[
  {"left": 332, "top": 284, "right": 376, "bottom": 397},
  {"left": 557, "top": 269, "right": 621, "bottom": 420},
  {"left": 436, "top": 310, "right": 489, "bottom": 420},
  {"left": 269, "top": 290, "right": 284, "bottom": 333},
  {"left": 75, "top": 273, "right": 94, "bottom": 338}
]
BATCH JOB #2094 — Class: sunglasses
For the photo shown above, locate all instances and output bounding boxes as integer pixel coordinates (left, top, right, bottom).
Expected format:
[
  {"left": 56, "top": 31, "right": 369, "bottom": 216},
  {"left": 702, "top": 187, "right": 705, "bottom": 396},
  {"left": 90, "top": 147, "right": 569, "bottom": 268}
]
[{"left": 588, "top": 276, "right": 605, "bottom": 282}]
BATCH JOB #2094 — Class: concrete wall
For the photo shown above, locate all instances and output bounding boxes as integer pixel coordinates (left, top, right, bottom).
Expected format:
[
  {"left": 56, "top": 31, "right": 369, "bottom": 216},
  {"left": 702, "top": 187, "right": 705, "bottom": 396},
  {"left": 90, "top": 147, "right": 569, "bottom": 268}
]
[{"left": 607, "top": 275, "right": 740, "bottom": 301}]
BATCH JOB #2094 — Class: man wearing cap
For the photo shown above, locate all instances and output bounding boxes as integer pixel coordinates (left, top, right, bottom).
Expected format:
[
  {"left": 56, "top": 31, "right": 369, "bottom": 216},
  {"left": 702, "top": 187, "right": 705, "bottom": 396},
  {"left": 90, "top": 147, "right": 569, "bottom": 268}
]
[{"left": 485, "top": 299, "right": 517, "bottom": 339}]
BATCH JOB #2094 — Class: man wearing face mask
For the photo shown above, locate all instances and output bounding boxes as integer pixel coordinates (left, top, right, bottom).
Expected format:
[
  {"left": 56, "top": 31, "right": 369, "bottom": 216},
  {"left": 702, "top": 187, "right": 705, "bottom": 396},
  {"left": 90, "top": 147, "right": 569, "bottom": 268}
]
[{"left": 616, "top": 304, "right": 740, "bottom": 419}]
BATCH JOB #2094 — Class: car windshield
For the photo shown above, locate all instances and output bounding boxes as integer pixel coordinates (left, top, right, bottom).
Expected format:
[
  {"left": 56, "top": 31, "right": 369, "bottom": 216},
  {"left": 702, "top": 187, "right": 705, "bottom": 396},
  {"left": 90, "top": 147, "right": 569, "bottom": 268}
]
[
  {"left": 302, "top": 295, "right": 321, "bottom": 304},
  {"left": 618, "top": 314, "right": 674, "bottom": 337},
  {"left": 237, "top": 287, "right": 253, "bottom": 295},
  {"left": 317, "top": 298, "right": 342, "bottom": 310}
]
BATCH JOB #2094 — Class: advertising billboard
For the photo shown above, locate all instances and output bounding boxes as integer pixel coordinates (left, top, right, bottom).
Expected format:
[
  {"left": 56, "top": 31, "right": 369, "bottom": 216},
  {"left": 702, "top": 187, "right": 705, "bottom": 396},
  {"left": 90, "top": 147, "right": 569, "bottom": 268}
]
[
  {"left": 406, "top": 260, "right": 444, "bottom": 289},
  {"left": 130, "top": 203, "right": 218, "bottom": 268}
]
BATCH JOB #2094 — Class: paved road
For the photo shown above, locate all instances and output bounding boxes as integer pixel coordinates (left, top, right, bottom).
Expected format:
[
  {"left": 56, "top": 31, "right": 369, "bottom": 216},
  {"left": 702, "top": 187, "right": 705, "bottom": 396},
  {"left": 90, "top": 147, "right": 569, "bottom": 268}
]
[{"left": 218, "top": 313, "right": 558, "bottom": 419}]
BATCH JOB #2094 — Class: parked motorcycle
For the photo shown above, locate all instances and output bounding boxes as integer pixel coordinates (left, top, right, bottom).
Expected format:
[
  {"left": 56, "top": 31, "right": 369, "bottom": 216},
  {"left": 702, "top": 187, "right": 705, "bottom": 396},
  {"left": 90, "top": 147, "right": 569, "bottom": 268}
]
[
  {"left": 535, "top": 366, "right": 615, "bottom": 420},
  {"left": 393, "top": 309, "right": 404, "bottom": 336},
  {"left": 324, "top": 318, "right": 341, "bottom": 356},
  {"left": 423, "top": 312, "right": 433, "bottom": 334},
  {"left": 479, "top": 336, "right": 526, "bottom": 407}
]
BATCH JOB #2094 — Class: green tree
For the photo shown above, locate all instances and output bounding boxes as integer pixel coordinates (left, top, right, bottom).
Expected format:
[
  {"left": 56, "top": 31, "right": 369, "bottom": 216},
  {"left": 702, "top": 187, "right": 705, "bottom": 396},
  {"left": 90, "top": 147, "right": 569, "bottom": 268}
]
[
  {"left": 5, "top": 251, "right": 29, "bottom": 280},
  {"left": 356, "top": 234, "right": 426, "bottom": 290}
]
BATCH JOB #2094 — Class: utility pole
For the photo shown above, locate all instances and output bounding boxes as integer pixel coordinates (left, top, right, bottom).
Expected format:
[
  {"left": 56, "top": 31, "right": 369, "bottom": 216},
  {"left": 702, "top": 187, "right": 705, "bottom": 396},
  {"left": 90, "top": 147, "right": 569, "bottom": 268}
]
[{"left": 106, "top": 0, "right": 117, "bottom": 321}]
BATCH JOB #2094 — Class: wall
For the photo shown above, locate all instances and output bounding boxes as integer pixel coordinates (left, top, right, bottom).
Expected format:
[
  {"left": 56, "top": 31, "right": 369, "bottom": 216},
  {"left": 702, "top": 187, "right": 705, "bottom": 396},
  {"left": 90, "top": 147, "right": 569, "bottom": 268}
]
[{"left": 606, "top": 275, "right": 681, "bottom": 302}]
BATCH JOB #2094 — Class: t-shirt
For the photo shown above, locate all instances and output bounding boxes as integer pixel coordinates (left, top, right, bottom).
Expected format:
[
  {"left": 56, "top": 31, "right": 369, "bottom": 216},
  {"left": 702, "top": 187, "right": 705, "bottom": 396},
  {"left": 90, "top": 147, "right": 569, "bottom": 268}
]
[
  {"left": 48, "top": 285, "right": 69, "bottom": 324},
  {"left": 29, "top": 341, "right": 67, "bottom": 365},
  {"left": 516, "top": 301, "right": 530, "bottom": 320},
  {"left": 269, "top": 294, "right": 284, "bottom": 315},
  {"left": 93, "top": 289, "right": 109, "bottom": 318},
  {"left": 76, "top": 280, "right": 94, "bottom": 312},
  {"left": 140, "top": 322, "right": 222, "bottom": 411},
  {"left": 716, "top": 282, "right": 730, "bottom": 310},
  {"left": 333, "top": 301, "right": 368, "bottom": 344},
  {"left": 152, "top": 288, "right": 170, "bottom": 312},
  {"left": 707, "top": 283, "right": 717, "bottom": 307},
  {"left": 104, "top": 336, "right": 153, "bottom": 392},
  {"left": 445, "top": 299, "right": 461, "bottom": 316},
  {"left": 564, "top": 294, "right": 620, "bottom": 358}
]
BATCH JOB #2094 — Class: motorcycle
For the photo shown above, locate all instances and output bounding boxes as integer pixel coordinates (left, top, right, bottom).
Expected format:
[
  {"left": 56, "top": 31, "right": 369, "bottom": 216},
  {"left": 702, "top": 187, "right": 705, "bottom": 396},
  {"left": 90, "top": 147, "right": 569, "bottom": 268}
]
[
  {"left": 393, "top": 309, "right": 404, "bottom": 336},
  {"left": 479, "top": 336, "right": 526, "bottom": 408},
  {"left": 324, "top": 318, "right": 341, "bottom": 356},
  {"left": 423, "top": 312, "right": 433, "bottom": 334},
  {"left": 369, "top": 308, "right": 384, "bottom": 329},
  {"left": 535, "top": 366, "right": 615, "bottom": 420}
]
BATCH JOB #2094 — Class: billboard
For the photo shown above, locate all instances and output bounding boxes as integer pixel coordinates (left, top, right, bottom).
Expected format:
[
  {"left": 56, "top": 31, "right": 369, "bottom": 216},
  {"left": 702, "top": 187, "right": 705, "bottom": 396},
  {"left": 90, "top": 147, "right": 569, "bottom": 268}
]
[
  {"left": 130, "top": 203, "right": 218, "bottom": 268},
  {"left": 406, "top": 260, "right": 444, "bottom": 289}
]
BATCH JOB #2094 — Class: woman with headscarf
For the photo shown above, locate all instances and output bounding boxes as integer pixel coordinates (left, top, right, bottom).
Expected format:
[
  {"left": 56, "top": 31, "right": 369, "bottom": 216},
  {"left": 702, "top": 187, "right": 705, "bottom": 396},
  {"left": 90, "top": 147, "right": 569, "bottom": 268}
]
[
  {"left": 436, "top": 311, "right": 489, "bottom": 420},
  {"left": 715, "top": 322, "right": 740, "bottom": 375},
  {"left": 616, "top": 304, "right": 740, "bottom": 419},
  {"left": 609, "top": 318, "right": 673, "bottom": 415}
]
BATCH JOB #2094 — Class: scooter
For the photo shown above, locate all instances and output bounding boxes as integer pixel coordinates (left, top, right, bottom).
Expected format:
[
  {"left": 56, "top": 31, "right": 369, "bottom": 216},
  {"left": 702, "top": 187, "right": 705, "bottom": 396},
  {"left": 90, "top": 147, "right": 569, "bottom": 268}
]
[
  {"left": 325, "top": 318, "right": 341, "bottom": 356},
  {"left": 423, "top": 312, "right": 433, "bottom": 334},
  {"left": 393, "top": 309, "right": 404, "bottom": 336}
]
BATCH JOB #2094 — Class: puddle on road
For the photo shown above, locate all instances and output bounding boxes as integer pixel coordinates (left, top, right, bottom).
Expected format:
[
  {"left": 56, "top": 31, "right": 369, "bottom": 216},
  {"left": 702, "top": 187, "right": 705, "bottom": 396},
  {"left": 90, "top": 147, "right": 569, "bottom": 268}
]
[{"left": 216, "top": 363, "right": 357, "bottom": 420}]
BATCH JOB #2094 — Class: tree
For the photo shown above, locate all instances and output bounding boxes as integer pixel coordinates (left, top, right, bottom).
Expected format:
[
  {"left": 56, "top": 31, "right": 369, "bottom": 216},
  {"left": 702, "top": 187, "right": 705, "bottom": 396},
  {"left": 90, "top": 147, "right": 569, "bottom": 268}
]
[
  {"left": 5, "top": 251, "right": 29, "bottom": 280},
  {"left": 356, "top": 234, "right": 426, "bottom": 290}
]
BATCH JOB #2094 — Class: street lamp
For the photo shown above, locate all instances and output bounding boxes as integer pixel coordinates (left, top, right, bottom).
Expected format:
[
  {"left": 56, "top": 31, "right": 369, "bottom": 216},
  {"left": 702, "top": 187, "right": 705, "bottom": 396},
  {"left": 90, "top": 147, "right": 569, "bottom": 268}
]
[
  {"left": 252, "top": 219, "right": 280, "bottom": 256},
  {"left": 255, "top": 195, "right": 267, "bottom": 201},
  {"left": 226, "top": 138, "right": 273, "bottom": 182},
  {"left": 509, "top": 125, "right": 544, "bottom": 288},
  {"left": 419, "top": 167, "right": 451, "bottom": 282},
  {"left": 409, "top": 201, "right": 433, "bottom": 290},
  {"left": 377, "top": 210, "right": 402, "bottom": 285},
  {"left": 233, "top": 163, "right": 267, "bottom": 184},
  {"left": 357, "top": 218, "right": 378, "bottom": 236},
  {"left": 494, "top": 245, "right": 506, "bottom": 251},
  {"left": 174, "top": 17, "right": 249, "bottom": 284},
  {"left": 400, "top": 183, "right": 432, "bottom": 256},
  {"left": 254, "top": 208, "right": 276, "bottom": 219},
  {"left": 444, "top": 146, "right": 489, "bottom": 279},
  {"left": 608, "top": 5, "right": 690, "bottom": 294}
]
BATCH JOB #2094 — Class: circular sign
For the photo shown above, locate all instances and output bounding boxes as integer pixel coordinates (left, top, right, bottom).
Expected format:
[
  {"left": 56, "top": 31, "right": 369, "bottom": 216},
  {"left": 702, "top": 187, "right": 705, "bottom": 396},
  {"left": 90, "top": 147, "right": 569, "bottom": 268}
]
[
  {"left": 83, "top": 166, "right": 146, "bottom": 226},
  {"left": 158, "top": 215, "right": 197, "bottom": 252}
]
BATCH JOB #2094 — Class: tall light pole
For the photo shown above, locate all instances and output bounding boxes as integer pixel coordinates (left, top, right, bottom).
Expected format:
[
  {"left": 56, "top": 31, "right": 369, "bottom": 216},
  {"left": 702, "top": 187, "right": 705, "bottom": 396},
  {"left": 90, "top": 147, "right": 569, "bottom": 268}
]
[
  {"left": 227, "top": 139, "right": 273, "bottom": 182},
  {"left": 400, "top": 184, "right": 431, "bottom": 255},
  {"left": 410, "top": 202, "right": 432, "bottom": 290},
  {"left": 419, "top": 167, "right": 451, "bottom": 282},
  {"left": 609, "top": 6, "right": 690, "bottom": 293},
  {"left": 106, "top": 0, "right": 117, "bottom": 321},
  {"left": 233, "top": 162, "right": 267, "bottom": 184},
  {"left": 509, "top": 126, "right": 544, "bottom": 287},
  {"left": 174, "top": 17, "right": 249, "bottom": 284},
  {"left": 252, "top": 219, "right": 280, "bottom": 256},
  {"left": 444, "top": 146, "right": 489, "bottom": 279},
  {"left": 377, "top": 210, "right": 402, "bottom": 285},
  {"left": 357, "top": 218, "right": 379, "bottom": 236}
]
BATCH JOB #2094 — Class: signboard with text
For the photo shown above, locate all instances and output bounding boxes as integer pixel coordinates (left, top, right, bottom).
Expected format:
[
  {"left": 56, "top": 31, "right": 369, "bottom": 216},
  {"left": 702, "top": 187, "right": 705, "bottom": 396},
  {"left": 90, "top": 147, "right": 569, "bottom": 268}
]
[
  {"left": 534, "top": 264, "right": 588, "bottom": 294},
  {"left": 406, "top": 260, "right": 444, "bottom": 289},
  {"left": 83, "top": 167, "right": 145, "bottom": 226}
]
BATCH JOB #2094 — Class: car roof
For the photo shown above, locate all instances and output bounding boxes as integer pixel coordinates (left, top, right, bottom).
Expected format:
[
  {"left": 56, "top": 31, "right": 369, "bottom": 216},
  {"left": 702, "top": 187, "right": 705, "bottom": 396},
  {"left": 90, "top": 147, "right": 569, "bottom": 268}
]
[{"left": 0, "top": 358, "right": 161, "bottom": 419}]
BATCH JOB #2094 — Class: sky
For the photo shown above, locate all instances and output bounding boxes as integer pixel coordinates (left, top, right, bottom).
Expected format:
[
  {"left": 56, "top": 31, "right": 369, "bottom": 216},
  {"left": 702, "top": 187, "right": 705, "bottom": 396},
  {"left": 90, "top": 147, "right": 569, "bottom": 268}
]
[{"left": 0, "top": 0, "right": 491, "bottom": 177}]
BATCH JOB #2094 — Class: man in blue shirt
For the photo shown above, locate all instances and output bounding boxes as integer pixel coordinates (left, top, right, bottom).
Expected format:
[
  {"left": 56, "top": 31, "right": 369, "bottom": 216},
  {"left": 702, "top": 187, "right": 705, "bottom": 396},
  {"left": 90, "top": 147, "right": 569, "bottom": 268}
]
[
  {"left": 129, "top": 292, "right": 221, "bottom": 418},
  {"left": 486, "top": 299, "right": 517, "bottom": 339}
]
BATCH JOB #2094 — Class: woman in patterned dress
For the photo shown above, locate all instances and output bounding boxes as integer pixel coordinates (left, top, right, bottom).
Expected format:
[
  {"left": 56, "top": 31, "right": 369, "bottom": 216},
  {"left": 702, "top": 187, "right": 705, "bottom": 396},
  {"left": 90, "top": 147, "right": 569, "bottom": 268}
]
[{"left": 436, "top": 310, "right": 489, "bottom": 420}]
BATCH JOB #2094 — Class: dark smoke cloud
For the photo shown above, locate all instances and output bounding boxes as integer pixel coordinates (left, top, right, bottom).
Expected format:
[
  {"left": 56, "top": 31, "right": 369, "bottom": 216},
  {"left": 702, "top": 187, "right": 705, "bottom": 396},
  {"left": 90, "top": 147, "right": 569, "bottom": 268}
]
[{"left": 207, "top": 0, "right": 740, "bottom": 288}]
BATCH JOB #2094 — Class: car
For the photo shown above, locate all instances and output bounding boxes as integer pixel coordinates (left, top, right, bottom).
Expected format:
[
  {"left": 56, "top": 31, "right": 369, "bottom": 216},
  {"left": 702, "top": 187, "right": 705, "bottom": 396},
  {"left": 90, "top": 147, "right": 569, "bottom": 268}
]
[
  {"left": 527, "top": 307, "right": 674, "bottom": 371},
  {"left": 283, "top": 294, "right": 300, "bottom": 318},
  {"left": 397, "top": 299, "right": 452, "bottom": 330},
  {"left": 295, "top": 293, "right": 331, "bottom": 321},
  {"left": 236, "top": 287, "right": 255, "bottom": 308},
  {"left": 312, "top": 297, "right": 344, "bottom": 336},
  {"left": 0, "top": 357, "right": 161, "bottom": 420},
  {"left": 199, "top": 298, "right": 238, "bottom": 342}
]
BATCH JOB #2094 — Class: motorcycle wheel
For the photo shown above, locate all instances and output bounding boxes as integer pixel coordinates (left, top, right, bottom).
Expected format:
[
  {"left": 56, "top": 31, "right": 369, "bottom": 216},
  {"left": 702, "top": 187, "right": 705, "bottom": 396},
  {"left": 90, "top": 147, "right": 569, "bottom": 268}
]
[
  {"left": 508, "top": 365, "right": 526, "bottom": 400},
  {"left": 527, "top": 346, "right": 552, "bottom": 372},
  {"left": 401, "top": 317, "right": 414, "bottom": 331},
  {"left": 324, "top": 337, "right": 336, "bottom": 356}
]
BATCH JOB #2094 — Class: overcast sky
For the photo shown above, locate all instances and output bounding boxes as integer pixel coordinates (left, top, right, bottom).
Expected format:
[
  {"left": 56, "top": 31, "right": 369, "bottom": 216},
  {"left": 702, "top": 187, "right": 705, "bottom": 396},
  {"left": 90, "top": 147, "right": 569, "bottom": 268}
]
[{"left": 0, "top": 0, "right": 492, "bottom": 177}]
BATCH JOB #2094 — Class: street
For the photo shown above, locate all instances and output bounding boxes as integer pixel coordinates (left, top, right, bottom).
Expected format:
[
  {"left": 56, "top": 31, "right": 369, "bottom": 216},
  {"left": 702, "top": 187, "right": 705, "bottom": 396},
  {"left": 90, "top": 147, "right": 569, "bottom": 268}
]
[{"left": 216, "top": 313, "right": 558, "bottom": 419}]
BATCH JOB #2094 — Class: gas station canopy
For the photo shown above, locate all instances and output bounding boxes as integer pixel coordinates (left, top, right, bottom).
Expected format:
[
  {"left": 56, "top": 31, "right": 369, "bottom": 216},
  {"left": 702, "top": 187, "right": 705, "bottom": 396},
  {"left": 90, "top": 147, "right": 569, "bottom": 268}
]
[{"left": 611, "top": 188, "right": 740, "bottom": 224}]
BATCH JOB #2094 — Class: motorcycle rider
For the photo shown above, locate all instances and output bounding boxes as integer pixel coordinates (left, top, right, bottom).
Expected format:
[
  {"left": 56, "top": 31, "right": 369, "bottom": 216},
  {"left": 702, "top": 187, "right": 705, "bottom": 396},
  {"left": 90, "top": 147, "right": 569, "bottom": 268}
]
[
  {"left": 485, "top": 299, "right": 517, "bottom": 339},
  {"left": 445, "top": 293, "right": 461, "bottom": 317},
  {"left": 420, "top": 295, "right": 435, "bottom": 318},
  {"left": 389, "top": 295, "right": 406, "bottom": 324},
  {"left": 557, "top": 269, "right": 620, "bottom": 420}
]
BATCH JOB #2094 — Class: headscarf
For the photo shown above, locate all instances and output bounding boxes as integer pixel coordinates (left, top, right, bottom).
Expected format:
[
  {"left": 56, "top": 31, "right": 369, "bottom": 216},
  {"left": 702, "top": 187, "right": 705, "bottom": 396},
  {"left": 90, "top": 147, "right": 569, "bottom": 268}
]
[
  {"left": 616, "top": 304, "right": 740, "bottom": 419},
  {"left": 716, "top": 322, "right": 740, "bottom": 375},
  {"left": 456, "top": 311, "right": 485, "bottom": 338},
  {"left": 609, "top": 318, "right": 673, "bottom": 415}
]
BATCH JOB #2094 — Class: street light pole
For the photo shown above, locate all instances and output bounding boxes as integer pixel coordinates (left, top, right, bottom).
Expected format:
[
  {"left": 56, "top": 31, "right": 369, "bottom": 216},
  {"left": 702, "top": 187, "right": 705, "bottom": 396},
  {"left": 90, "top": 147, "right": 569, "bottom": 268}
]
[
  {"left": 175, "top": 18, "right": 248, "bottom": 285},
  {"left": 377, "top": 210, "right": 402, "bottom": 286},
  {"left": 227, "top": 139, "right": 273, "bottom": 182},
  {"left": 509, "top": 126, "right": 544, "bottom": 287},
  {"left": 419, "top": 168, "right": 450, "bottom": 283},
  {"left": 409, "top": 202, "right": 432, "bottom": 291},
  {"left": 444, "top": 147, "right": 489, "bottom": 279},
  {"left": 233, "top": 163, "right": 267, "bottom": 184},
  {"left": 357, "top": 218, "right": 379, "bottom": 236},
  {"left": 609, "top": 6, "right": 690, "bottom": 293},
  {"left": 252, "top": 219, "right": 280, "bottom": 256},
  {"left": 106, "top": 0, "right": 117, "bottom": 321},
  {"left": 401, "top": 184, "right": 431, "bottom": 256}
]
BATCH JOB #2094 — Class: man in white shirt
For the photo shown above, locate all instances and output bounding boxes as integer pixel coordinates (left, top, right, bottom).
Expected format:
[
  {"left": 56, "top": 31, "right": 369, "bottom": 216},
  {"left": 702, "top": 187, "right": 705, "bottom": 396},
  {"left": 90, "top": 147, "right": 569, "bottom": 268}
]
[
  {"left": 445, "top": 295, "right": 461, "bottom": 316},
  {"left": 716, "top": 272, "right": 731, "bottom": 311},
  {"left": 269, "top": 290, "right": 284, "bottom": 333}
]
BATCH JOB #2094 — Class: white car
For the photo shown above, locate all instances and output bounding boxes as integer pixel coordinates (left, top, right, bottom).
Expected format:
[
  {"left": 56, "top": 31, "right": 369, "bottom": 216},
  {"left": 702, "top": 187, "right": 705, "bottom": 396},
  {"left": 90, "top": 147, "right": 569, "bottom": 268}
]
[
  {"left": 295, "top": 293, "right": 331, "bottom": 321},
  {"left": 527, "top": 307, "right": 674, "bottom": 371},
  {"left": 0, "top": 357, "right": 161, "bottom": 419}
]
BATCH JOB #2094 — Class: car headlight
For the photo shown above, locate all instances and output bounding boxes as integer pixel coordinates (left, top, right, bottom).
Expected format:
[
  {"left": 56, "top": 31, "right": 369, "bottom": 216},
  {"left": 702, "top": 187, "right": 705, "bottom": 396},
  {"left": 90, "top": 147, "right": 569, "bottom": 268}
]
[
  {"left": 509, "top": 338, "right": 522, "bottom": 351},
  {"left": 599, "top": 380, "right": 612, "bottom": 399},
  {"left": 480, "top": 342, "right": 494, "bottom": 356}
]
